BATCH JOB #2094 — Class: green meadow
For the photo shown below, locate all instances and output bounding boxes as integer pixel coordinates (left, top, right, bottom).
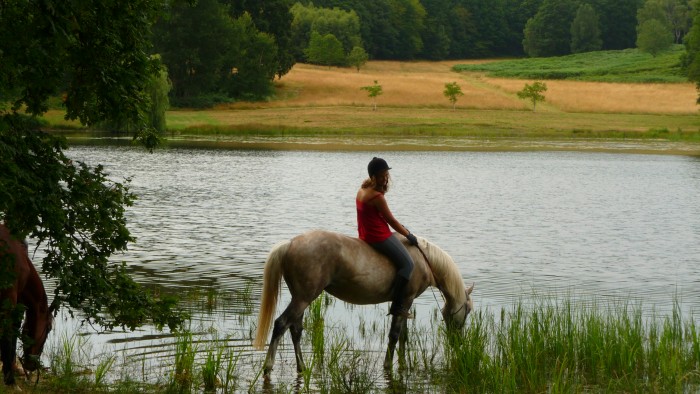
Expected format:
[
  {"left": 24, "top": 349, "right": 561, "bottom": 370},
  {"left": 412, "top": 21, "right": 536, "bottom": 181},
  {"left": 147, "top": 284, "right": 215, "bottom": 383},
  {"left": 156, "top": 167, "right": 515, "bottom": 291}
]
[{"left": 452, "top": 46, "right": 687, "bottom": 83}]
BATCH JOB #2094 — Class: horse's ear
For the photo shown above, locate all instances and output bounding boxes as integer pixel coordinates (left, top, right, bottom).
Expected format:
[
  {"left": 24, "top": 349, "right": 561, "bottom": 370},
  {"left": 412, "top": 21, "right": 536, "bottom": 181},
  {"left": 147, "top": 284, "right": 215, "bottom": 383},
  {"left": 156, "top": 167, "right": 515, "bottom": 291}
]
[{"left": 466, "top": 283, "right": 475, "bottom": 296}]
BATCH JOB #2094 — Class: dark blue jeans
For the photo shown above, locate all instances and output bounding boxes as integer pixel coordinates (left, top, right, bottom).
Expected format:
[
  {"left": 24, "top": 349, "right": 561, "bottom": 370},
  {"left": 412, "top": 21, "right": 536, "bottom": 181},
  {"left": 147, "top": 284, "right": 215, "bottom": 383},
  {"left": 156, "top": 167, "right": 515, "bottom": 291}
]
[{"left": 370, "top": 234, "right": 414, "bottom": 280}]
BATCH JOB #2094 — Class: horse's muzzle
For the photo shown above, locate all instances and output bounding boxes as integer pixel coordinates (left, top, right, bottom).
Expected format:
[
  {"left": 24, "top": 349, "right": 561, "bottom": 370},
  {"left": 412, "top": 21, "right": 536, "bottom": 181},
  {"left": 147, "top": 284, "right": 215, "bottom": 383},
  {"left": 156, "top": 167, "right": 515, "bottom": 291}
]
[{"left": 21, "top": 355, "right": 41, "bottom": 372}]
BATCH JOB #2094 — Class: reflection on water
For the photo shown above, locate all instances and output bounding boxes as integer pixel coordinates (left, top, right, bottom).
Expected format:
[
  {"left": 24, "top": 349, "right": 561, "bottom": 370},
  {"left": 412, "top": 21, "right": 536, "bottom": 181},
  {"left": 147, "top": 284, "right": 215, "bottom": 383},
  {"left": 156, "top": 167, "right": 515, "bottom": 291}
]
[{"left": 38, "top": 146, "right": 700, "bottom": 388}]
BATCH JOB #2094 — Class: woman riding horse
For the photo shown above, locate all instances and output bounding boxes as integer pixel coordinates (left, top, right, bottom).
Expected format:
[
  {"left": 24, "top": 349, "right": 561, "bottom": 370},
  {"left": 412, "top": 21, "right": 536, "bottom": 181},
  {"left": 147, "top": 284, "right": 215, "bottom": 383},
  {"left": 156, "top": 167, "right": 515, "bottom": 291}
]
[{"left": 357, "top": 157, "right": 418, "bottom": 318}]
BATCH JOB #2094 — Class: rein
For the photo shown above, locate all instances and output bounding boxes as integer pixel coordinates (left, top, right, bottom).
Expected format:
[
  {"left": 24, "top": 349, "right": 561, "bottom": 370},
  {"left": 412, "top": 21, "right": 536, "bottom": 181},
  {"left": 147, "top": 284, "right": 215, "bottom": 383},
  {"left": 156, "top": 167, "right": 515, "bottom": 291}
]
[{"left": 414, "top": 243, "right": 465, "bottom": 319}]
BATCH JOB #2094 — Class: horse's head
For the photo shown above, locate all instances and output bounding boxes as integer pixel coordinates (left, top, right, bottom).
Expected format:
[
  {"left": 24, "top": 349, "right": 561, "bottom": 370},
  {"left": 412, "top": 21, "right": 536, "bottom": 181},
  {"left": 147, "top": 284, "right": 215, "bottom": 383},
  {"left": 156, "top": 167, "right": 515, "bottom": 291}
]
[
  {"left": 442, "top": 283, "right": 474, "bottom": 329},
  {"left": 21, "top": 304, "right": 54, "bottom": 371}
]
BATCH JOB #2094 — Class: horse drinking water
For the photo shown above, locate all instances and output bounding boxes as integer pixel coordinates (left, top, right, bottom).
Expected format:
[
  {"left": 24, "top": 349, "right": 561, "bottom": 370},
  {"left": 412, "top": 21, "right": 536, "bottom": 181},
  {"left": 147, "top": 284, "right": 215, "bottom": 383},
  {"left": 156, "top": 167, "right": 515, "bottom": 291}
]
[
  {"left": 253, "top": 230, "right": 474, "bottom": 375},
  {"left": 0, "top": 224, "right": 53, "bottom": 385}
]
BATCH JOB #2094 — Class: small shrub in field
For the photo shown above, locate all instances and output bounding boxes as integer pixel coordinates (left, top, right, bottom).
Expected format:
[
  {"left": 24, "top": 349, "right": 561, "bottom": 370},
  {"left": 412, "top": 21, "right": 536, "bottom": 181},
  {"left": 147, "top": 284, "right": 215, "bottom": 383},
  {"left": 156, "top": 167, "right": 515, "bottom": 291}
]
[
  {"left": 443, "top": 82, "right": 464, "bottom": 111},
  {"left": 361, "top": 80, "right": 383, "bottom": 111},
  {"left": 517, "top": 81, "right": 548, "bottom": 111}
]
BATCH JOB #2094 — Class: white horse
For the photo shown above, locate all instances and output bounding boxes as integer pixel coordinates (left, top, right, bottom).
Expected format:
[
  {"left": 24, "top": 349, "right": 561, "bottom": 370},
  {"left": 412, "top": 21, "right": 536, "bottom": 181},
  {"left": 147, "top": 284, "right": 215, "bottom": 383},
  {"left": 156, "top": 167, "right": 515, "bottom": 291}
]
[{"left": 253, "top": 230, "right": 474, "bottom": 375}]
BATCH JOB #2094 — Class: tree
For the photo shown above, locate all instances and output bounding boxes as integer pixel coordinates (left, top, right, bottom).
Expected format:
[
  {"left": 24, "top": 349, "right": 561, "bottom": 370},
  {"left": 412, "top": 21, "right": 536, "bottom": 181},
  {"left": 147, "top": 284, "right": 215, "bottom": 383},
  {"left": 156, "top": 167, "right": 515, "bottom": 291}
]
[
  {"left": 223, "top": 0, "right": 296, "bottom": 78},
  {"left": 684, "top": 0, "right": 700, "bottom": 102},
  {"left": 153, "top": 0, "right": 237, "bottom": 103},
  {"left": 443, "top": 82, "right": 464, "bottom": 110},
  {"left": 153, "top": 1, "right": 279, "bottom": 105},
  {"left": 290, "top": 3, "right": 363, "bottom": 62},
  {"left": 0, "top": 0, "right": 186, "bottom": 330},
  {"left": 305, "top": 32, "right": 347, "bottom": 67},
  {"left": 100, "top": 62, "right": 171, "bottom": 133},
  {"left": 219, "top": 13, "right": 279, "bottom": 100},
  {"left": 523, "top": 0, "right": 579, "bottom": 57},
  {"left": 637, "top": 19, "right": 674, "bottom": 56},
  {"left": 637, "top": 0, "right": 691, "bottom": 44},
  {"left": 361, "top": 80, "right": 383, "bottom": 110},
  {"left": 570, "top": 4, "right": 603, "bottom": 53},
  {"left": 517, "top": 81, "right": 548, "bottom": 111},
  {"left": 347, "top": 46, "right": 370, "bottom": 72},
  {"left": 590, "top": 0, "right": 643, "bottom": 50}
]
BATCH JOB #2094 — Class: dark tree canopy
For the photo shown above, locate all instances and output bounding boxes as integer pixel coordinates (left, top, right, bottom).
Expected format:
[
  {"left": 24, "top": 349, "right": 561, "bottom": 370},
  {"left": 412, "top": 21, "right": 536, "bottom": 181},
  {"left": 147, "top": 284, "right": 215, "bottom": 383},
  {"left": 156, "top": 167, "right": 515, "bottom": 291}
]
[
  {"left": 523, "top": 0, "right": 578, "bottom": 57},
  {"left": 1, "top": 0, "right": 187, "bottom": 331},
  {"left": 571, "top": 3, "right": 603, "bottom": 53}
]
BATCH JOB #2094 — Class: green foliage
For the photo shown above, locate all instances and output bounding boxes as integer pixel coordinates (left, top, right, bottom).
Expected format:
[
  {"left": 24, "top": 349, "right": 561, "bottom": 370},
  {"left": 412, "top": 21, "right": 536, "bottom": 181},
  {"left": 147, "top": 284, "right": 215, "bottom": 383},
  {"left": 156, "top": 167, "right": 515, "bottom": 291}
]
[
  {"left": 347, "top": 46, "right": 370, "bottom": 72},
  {"left": 305, "top": 32, "right": 347, "bottom": 67},
  {"left": 684, "top": 0, "right": 700, "bottom": 102},
  {"left": 517, "top": 81, "right": 548, "bottom": 111},
  {"left": 220, "top": 13, "right": 279, "bottom": 101},
  {"left": 570, "top": 3, "right": 603, "bottom": 53},
  {"left": 224, "top": 0, "right": 296, "bottom": 78},
  {"left": 334, "top": 0, "right": 426, "bottom": 59},
  {"left": 99, "top": 63, "right": 171, "bottom": 133},
  {"left": 153, "top": 2, "right": 279, "bottom": 106},
  {"left": 360, "top": 80, "right": 383, "bottom": 110},
  {"left": 0, "top": 0, "right": 164, "bottom": 150},
  {"left": 1, "top": 117, "right": 187, "bottom": 330},
  {"left": 637, "top": 0, "right": 691, "bottom": 44},
  {"left": 419, "top": 0, "right": 451, "bottom": 60},
  {"left": 453, "top": 46, "right": 686, "bottom": 83},
  {"left": 523, "top": 0, "right": 578, "bottom": 57},
  {"left": 443, "top": 82, "right": 464, "bottom": 110},
  {"left": 291, "top": 2, "right": 362, "bottom": 62},
  {"left": 0, "top": 0, "right": 187, "bottom": 332},
  {"left": 637, "top": 19, "right": 675, "bottom": 56}
]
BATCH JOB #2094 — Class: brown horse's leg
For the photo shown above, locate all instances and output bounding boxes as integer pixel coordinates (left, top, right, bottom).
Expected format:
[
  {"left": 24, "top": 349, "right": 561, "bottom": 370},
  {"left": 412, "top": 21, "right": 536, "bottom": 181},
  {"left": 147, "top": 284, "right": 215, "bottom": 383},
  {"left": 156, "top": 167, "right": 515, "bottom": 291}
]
[
  {"left": 0, "top": 315, "right": 20, "bottom": 385},
  {"left": 383, "top": 314, "right": 406, "bottom": 369},
  {"left": 263, "top": 299, "right": 309, "bottom": 376},
  {"left": 1, "top": 337, "right": 16, "bottom": 385}
]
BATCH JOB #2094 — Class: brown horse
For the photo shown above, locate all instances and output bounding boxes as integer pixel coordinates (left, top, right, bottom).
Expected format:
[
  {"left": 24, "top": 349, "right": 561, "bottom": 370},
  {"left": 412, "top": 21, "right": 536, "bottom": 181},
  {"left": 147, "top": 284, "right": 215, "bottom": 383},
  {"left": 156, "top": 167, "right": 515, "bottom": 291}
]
[
  {"left": 253, "top": 230, "right": 474, "bottom": 375},
  {"left": 0, "top": 224, "right": 53, "bottom": 386}
]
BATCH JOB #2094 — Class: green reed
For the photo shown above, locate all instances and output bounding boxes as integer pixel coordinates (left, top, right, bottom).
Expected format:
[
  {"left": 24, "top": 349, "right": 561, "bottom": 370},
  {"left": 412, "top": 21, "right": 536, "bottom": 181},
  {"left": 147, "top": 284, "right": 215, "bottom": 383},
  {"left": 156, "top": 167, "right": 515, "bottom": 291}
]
[
  {"left": 200, "top": 346, "right": 222, "bottom": 392},
  {"left": 167, "top": 331, "right": 197, "bottom": 394},
  {"left": 442, "top": 296, "right": 700, "bottom": 393},
  {"left": 15, "top": 291, "right": 700, "bottom": 393},
  {"left": 305, "top": 293, "right": 330, "bottom": 364}
]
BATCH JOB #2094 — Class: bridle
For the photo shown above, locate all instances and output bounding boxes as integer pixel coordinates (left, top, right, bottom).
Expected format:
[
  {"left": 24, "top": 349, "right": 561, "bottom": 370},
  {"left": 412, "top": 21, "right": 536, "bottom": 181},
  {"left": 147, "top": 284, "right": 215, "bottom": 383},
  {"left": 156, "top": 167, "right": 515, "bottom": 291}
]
[{"left": 414, "top": 243, "right": 468, "bottom": 321}]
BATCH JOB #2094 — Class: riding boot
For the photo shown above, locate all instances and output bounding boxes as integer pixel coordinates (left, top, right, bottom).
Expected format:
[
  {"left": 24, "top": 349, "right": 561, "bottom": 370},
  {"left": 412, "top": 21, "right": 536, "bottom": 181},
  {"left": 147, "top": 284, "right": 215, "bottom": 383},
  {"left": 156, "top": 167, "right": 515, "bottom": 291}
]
[{"left": 388, "top": 276, "right": 413, "bottom": 318}]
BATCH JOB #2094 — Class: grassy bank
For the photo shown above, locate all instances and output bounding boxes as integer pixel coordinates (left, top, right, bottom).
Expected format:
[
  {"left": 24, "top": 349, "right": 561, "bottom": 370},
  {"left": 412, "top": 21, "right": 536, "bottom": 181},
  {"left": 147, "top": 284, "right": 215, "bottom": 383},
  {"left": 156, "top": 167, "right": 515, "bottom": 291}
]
[
  {"left": 3, "top": 293, "right": 700, "bottom": 393},
  {"left": 41, "top": 57, "right": 700, "bottom": 153}
]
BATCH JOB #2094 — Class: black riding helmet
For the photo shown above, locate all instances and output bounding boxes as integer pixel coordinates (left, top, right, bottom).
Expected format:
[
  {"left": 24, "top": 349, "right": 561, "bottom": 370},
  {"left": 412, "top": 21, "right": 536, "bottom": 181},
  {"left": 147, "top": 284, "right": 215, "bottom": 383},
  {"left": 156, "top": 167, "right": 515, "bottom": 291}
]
[{"left": 367, "top": 157, "right": 391, "bottom": 177}]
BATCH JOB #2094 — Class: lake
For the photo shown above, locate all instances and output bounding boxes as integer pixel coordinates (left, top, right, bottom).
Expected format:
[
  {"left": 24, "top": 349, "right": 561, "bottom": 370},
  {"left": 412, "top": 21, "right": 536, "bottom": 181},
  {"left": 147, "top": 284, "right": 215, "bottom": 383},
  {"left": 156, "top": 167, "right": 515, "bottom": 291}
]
[{"left": 37, "top": 145, "right": 700, "bottom": 390}]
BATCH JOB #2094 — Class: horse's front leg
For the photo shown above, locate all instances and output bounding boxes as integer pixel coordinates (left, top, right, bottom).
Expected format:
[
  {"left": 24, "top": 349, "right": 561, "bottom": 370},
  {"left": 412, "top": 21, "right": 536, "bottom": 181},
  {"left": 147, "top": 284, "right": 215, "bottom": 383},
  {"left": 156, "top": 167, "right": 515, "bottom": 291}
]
[
  {"left": 0, "top": 330, "right": 17, "bottom": 385},
  {"left": 383, "top": 315, "right": 406, "bottom": 369},
  {"left": 0, "top": 296, "right": 19, "bottom": 386}
]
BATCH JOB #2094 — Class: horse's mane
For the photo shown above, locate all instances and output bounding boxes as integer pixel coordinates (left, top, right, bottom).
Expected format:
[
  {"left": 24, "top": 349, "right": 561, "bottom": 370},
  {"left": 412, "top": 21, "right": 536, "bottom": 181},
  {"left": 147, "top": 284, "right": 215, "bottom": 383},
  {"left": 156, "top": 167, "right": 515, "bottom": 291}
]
[{"left": 419, "top": 237, "right": 465, "bottom": 301}]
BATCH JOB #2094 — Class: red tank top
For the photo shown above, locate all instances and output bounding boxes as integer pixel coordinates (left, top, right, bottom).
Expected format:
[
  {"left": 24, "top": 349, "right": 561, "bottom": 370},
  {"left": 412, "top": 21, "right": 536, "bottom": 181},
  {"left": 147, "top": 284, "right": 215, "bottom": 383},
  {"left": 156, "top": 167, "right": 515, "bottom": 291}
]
[{"left": 356, "top": 193, "right": 392, "bottom": 243}]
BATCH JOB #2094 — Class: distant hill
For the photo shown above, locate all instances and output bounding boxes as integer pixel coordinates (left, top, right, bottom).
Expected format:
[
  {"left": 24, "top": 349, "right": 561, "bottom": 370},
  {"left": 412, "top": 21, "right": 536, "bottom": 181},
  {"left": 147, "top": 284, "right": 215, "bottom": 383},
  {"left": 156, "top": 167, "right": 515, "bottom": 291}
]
[{"left": 453, "top": 46, "right": 687, "bottom": 83}]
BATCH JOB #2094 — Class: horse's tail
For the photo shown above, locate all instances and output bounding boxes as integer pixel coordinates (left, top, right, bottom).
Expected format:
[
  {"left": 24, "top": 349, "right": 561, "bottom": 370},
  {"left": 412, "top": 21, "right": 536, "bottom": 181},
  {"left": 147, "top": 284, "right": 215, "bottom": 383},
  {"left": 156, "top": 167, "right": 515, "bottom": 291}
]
[{"left": 253, "top": 240, "right": 291, "bottom": 350}]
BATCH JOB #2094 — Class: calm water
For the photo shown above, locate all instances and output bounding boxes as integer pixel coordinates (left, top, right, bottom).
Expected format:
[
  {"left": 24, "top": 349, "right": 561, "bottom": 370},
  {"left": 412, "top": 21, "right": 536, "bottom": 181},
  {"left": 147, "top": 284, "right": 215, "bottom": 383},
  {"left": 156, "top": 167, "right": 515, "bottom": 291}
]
[{"left": 38, "top": 145, "right": 700, "bottom": 388}]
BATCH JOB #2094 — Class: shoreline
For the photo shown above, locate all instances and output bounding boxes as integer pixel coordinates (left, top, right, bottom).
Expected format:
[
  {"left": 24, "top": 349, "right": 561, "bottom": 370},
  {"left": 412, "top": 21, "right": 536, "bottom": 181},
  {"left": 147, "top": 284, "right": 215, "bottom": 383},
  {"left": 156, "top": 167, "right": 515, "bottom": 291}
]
[{"left": 60, "top": 133, "right": 700, "bottom": 157}]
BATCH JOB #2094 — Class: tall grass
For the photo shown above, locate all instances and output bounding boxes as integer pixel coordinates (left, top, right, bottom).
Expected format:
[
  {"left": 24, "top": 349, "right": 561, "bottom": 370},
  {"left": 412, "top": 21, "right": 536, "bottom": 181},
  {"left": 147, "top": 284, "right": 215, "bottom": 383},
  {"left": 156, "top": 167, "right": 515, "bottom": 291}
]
[
  {"left": 10, "top": 291, "right": 700, "bottom": 393},
  {"left": 443, "top": 297, "right": 700, "bottom": 393},
  {"left": 453, "top": 46, "right": 687, "bottom": 83}
]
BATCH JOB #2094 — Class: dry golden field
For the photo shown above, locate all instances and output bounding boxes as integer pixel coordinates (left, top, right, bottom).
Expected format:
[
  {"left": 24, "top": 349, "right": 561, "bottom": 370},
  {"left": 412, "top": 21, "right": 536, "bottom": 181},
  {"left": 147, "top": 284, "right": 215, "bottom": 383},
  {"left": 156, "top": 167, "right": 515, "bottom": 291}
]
[{"left": 221, "top": 60, "right": 699, "bottom": 115}]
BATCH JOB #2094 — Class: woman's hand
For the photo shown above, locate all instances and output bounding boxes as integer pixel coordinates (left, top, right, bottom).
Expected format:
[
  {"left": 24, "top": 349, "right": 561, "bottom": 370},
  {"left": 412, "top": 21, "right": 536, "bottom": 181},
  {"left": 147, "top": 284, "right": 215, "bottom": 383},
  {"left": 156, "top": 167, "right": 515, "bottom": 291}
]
[{"left": 406, "top": 233, "right": 418, "bottom": 246}]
